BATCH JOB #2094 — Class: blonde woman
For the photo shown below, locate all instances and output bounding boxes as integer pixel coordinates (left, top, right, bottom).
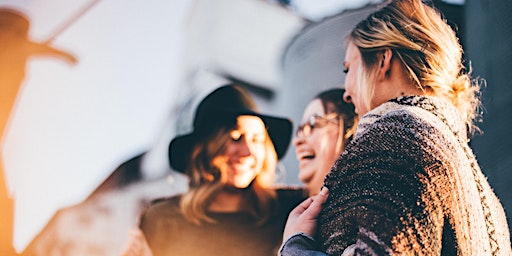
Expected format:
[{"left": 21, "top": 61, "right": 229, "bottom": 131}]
[
  {"left": 280, "top": 0, "right": 511, "bottom": 255},
  {"left": 138, "top": 85, "right": 305, "bottom": 256}
]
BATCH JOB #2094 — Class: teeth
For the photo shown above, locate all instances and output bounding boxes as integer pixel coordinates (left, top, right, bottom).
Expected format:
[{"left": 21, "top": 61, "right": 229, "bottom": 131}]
[
  {"left": 297, "top": 150, "right": 315, "bottom": 161},
  {"left": 298, "top": 153, "right": 315, "bottom": 160}
]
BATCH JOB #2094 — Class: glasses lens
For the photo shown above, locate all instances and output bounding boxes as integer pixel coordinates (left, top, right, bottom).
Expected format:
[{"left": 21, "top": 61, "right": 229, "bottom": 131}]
[
  {"left": 296, "top": 117, "right": 314, "bottom": 137},
  {"left": 302, "top": 123, "right": 312, "bottom": 136},
  {"left": 296, "top": 114, "right": 339, "bottom": 137}
]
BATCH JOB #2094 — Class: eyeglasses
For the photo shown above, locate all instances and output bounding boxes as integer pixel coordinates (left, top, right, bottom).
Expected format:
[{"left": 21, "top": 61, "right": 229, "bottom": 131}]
[{"left": 296, "top": 113, "right": 339, "bottom": 137}]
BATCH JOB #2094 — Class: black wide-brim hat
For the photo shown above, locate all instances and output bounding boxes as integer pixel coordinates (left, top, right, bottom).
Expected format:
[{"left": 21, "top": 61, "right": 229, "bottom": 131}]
[{"left": 169, "top": 84, "right": 292, "bottom": 173}]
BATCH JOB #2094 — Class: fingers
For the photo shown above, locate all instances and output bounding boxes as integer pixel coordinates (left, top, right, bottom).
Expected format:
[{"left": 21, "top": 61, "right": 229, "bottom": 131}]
[
  {"left": 282, "top": 187, "right": 329, "bottom": 240},
  {"left": 291, "top": 186, "right": 329, "bottom": 218},
  {"left": 292, "top": 187, "right": 328, "bottom": 222},
  {"left": 306, "top": 187, "right": 329, "bottom": 218},
  {"left": 290, "top": 194, "right": 315, "bottom": 216}
]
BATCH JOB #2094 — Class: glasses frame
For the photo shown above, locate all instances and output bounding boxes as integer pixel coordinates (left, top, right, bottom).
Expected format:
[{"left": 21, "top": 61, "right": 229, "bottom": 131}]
[{"left": 296, "top": 113, "right": 340, "bottom": 138}]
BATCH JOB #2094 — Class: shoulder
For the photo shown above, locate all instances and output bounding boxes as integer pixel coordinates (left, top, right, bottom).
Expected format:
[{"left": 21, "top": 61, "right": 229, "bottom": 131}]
[
  {"left": 353, "top": 105, "right": 441, "bottom": 153},
  {"left": 150, "top": 194, "right": 181, "bottom": 206},
  {"left": 356, "top": 97, "right": 457, "bottom": 144},
  {"left": 328, "top": 105, "right": 444, "bottom": 184},
  {"left": 374, "top": 107, "right": 433, "bottom": 133},
  {"left": 142, "top": 195, "right": 182, "bottom": 222}
]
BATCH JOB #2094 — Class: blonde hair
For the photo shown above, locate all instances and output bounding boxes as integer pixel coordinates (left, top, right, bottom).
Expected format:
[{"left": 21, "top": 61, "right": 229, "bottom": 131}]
[
  {"left": 180, "top": 122, "right": 278, "bottom": 225},
  {"left": 349, "top": 0, "right": 481, "bottom": 134}
]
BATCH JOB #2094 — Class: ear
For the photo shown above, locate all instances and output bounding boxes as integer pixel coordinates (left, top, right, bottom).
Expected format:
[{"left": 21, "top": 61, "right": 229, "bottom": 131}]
[{"left": 378, "top": 49, "right": 393, "bottom": 80}]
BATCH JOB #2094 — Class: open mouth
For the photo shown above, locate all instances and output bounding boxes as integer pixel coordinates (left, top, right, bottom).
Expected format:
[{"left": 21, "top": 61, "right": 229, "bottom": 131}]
[{"left": 298, "top": 152, "right": 315, "bottom": 161}]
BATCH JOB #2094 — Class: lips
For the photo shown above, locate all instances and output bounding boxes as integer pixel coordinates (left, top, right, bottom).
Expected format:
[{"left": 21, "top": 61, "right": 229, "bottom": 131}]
[
  {"left": 230, "top": 164, "right": 250, "bottom": 171},
  {"left": 228, "top": 160, "right": 254, "bottom": 173},
  {"left": 296, "top": 150, "right": 315, "bottom": 161}
]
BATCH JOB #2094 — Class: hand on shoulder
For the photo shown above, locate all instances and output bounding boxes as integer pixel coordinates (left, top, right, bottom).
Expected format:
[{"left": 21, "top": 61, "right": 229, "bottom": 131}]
[{"left": 283, "top": 187, "right": 329, "bottom": 241}]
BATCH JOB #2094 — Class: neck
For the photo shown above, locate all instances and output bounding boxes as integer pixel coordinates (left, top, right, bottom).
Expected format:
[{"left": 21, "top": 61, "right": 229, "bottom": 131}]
[
  {"left": 392, "top": 82, "right": 426, "bottom": 98},
  {"left": 372, "top": 59, "right": 427, "bottom": 108},
  {"left": 208, "top": 187, "right": 246, "bottom": 212}
]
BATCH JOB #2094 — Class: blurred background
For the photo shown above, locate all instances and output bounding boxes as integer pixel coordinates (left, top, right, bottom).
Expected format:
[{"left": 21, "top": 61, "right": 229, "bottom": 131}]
[{"left": 0, "top": 0, "right": 510, "bottom": 255}]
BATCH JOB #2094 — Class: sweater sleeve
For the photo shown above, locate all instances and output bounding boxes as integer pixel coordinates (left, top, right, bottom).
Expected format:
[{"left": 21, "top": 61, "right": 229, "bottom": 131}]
[
  {"left": 318, "top": 112, "right": 447, "bottom": 255},
  {"left": 278, "top": 233, "right": 327, "bottom": 256}
]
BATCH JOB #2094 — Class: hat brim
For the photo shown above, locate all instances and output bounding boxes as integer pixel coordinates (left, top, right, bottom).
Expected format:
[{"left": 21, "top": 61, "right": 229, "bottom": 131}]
[
  {"left": 169, "top": 111, "right": 292, "bottom": 173},
  {"left": 24, "top": 41, "right": 78, "bottom": 64},
  {"left": 168, "top": 133, "right": 196, "bottom": 173}
]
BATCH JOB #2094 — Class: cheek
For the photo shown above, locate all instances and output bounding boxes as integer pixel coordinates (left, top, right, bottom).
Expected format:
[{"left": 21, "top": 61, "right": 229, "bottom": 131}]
[
  {"left": 315, "top": 131, "right": 340, "bottom": 162},
  {"left": 252, "top": 145, "right": 267, "bottom": 165},
  {"left": 318, "top": 140, "right": 338, "bottom": 162},
  {"left": 345, "top": 74, "right": 356, "bottom": 95}
]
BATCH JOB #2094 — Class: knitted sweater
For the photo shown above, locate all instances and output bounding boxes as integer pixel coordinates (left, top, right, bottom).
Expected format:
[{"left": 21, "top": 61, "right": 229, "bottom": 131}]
[{"left": 319, "top": 96, "right": 511, "bottom": 255}]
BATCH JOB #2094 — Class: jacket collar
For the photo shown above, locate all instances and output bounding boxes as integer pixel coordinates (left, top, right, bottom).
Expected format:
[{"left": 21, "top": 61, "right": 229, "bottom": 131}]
[{"left": 356, "top": 95, "right": 467, "bottom": 142}]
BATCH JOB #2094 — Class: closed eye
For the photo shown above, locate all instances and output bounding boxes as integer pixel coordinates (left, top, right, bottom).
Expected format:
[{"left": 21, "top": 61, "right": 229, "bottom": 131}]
[{"left": 230, "top": 131, "right": 242, "bottom": 142}]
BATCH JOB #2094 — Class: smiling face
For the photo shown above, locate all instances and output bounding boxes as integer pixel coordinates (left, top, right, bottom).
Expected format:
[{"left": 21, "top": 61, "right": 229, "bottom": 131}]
[
  {"left": 293, "top": 99, "right": 344, "bottom": 196},
  {"left": 212, "top": 115, "right": 267, "bottom": 189}
]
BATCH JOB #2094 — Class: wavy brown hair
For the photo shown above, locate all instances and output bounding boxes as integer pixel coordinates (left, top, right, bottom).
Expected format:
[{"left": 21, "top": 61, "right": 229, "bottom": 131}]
[{"left": 179, "top": 119, "right": 278, "bottom": 225}]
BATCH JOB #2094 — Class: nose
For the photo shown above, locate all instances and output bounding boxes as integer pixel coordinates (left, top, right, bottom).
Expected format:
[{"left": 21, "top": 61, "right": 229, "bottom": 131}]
[
  {"left": 293, "top": 134, "right": 305, "bottom": 147},
  {"left": 236, "top": 138, "right": 252, "bottom": 157},
  {"left": 343, "top": 91, "right": 352, "bottom": 103}
]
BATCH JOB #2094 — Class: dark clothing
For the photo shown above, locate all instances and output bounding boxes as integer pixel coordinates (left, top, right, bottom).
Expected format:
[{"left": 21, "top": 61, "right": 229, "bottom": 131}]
[
  {"left": 317, "top": 96, "right": 511, "bottom": 255},
  {"left": 278, "top": 233, "right": 325, "bottom": 256},
  {"left": 140, "top": 187, "right": 306, "bottom": 256}
]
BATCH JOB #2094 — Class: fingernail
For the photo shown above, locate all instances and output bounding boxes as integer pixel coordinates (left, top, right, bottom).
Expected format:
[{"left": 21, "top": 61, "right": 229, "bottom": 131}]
[{"left": 320, "top": 186, "right": 329, "bottom": 195}]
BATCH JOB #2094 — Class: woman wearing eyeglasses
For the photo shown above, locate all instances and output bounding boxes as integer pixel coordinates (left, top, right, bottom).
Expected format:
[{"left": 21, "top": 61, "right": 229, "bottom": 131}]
[{"left": 293, "top": 88, "right": 357, "bottom": 197}]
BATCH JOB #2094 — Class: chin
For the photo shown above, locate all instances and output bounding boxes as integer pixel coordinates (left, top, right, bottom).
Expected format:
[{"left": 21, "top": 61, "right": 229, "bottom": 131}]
[
  {"left": 223, "top": 183, "right": 250, "bottom": 192},
  {"left": 233, "top": 183, "right": 252, "bottom": 189},
  {"left": 230, "top": 177, "right": 256, "bottom": 189},
  {"left": 298, "top": 169, "right": 315, "bottom": 183}
]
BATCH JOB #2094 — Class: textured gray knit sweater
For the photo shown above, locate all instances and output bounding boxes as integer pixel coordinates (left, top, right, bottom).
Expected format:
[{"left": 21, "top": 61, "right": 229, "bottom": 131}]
[{"left": 319, "top": 96, "right": 511, "bottom": 255}]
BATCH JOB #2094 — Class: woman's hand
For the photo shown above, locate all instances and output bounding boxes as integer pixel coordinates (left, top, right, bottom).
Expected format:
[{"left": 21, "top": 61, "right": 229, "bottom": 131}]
[
  {"left": 119, "top": 228, "right": 153, "bottom": 256},
  {"left": 283, "top": 187, "right": 329, "bottom": 241}
]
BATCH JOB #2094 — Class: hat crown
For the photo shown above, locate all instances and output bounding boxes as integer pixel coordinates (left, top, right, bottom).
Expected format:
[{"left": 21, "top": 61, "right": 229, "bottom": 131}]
[{"left": 193, "top": 85, "right": 258, "bottom": 129}]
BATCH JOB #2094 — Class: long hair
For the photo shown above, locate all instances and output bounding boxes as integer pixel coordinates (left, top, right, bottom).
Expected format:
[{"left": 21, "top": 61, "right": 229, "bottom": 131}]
[
  {"left": 179, "top": 121, "right": 278, "bottom": 225},
  {"left": 316, "top": 88, "right": 358, "bottom": 155},
  {"left": 348, "top": 0, "right": 481, "bottom": 135}
]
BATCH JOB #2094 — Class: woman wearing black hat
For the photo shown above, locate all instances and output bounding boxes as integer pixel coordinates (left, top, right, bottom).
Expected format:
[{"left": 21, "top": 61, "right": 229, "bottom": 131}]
[{"left": 130, "top": 84, "right": 306, "bottom": 256}]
